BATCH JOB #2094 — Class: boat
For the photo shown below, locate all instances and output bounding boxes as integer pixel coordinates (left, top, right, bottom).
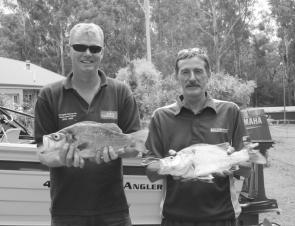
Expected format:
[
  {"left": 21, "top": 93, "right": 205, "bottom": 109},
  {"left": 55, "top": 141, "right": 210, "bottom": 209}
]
[{"left": 0, "top": 106, "right": 162, "bottom": 226}]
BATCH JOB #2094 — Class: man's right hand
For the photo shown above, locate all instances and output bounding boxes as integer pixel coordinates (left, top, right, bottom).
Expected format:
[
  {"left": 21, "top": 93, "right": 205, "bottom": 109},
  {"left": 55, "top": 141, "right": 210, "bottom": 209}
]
[
  {"left": 63, "top": 143, "right": 85, "bottom": 168},
  {"left": 38, "top": 142, "right": 85, "bottom": 168}
]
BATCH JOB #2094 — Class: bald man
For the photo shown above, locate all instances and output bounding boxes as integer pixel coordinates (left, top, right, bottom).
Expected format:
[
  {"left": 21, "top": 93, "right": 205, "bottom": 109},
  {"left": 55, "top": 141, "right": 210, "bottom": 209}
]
[{"left": 35, "top": 23, "right": 140, "bottom": 226}]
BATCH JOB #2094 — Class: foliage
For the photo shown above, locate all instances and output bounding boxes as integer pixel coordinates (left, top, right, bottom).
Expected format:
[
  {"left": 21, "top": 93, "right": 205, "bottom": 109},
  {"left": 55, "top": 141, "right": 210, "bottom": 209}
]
[
  {"left": 208, "top": 73, "right": 256, "bottom": 108},
  {"left": 151, "top": 0, "right": 254, "bottom": 74},
  {"left": 247, "top": 27, "right": 283, "bottom": 106},
  {"left": 0, "top": 0, "right": 146, "bottom": 76},
  {"left": 116, "top": 59, "right": 163, "bottom": 119},
  {"left": 0, "top": 0, "right": 294, "bottom": 107},
  {"left": 116, "top": 59, "right": 255, "bottom": 119},
  {"left": 157, "top": 76, "right": 181, "bottom": 107},
  {"left": 93, "top": 0, "right": 146, "bottom": 76},
  {"left": 269, "top": 0, "right": 295, "bottom": 106}
]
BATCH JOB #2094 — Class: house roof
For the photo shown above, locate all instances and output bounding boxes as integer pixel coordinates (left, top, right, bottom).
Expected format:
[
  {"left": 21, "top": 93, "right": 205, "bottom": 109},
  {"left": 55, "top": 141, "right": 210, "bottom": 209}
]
[{"left": 0, "top": 57, "right": 64, "bottom": 88}]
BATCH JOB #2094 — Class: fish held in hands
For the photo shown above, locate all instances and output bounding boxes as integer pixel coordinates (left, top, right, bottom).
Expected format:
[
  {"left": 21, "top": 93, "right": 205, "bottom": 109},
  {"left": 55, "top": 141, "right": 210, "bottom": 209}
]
[
  {"left": 41, "top": 121, "right": 148, "bottom": 159},
  {"left": 158, "top": 143, "right": 266, "bottom": 181}
]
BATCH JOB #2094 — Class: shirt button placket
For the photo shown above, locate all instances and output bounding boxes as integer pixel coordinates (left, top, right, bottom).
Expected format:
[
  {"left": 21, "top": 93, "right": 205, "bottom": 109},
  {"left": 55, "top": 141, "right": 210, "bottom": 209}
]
[{"left": 191, "top": 115, "right": 200, "bottom": 143}]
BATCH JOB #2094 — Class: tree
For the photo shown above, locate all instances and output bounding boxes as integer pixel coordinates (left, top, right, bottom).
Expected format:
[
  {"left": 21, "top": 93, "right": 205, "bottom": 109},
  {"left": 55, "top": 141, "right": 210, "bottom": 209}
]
[
  {"left": 270, "top": 0, "right": 295, "bottom": 105},
  {"left": 0, "top": 0, "right": 147, "bottom": 76},
  {"left": 116, "top": 59, "right": 255, "bottom": 119},
  {"left": 150, "top": 0, "right": 204, "bottom": 76},
  {"left": 97, "top": 0, "right": 146, "bottom": 76},
  {"left": 0, "top": 0, "right": 84, "bottom": 75},
  {"left": 116, "top": 59, "right": 163, "bottom": 120},
  {"left": 193, "top": 0, "right": 254, "bottom": 73},
  {"left": 149, "top": 0, "right": 254, "bottom": 77},
  {"left": 208, "top": 72, "right": 256, "bottom": 108}
]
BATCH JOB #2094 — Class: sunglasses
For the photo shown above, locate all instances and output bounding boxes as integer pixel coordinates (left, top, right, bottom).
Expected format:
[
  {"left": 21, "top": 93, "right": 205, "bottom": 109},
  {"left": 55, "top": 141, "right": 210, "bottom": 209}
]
[
  {"left": 177, "top": 48, "right": 207, "bottom": 57},
  {"left": 71, "top": 44, "right": 102, "bottom": 54}
]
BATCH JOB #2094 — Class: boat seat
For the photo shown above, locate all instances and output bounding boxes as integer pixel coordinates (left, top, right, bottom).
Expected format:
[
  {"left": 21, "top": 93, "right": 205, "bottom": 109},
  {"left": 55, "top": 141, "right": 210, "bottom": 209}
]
[{"left": 0, "top": 128, "right": 21, "bottom": 143}]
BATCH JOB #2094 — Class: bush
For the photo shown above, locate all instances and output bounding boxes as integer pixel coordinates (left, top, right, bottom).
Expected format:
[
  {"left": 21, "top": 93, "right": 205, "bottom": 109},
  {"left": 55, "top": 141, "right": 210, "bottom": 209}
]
[
  {"left": 116, "top": 59, "right": 163, "bottom": 120},
  {"left": 116, "top": 60, "right": 256, "bottom": 120},
  {"left": 208, "top": 72, "right": 256, "bottom": 108}
]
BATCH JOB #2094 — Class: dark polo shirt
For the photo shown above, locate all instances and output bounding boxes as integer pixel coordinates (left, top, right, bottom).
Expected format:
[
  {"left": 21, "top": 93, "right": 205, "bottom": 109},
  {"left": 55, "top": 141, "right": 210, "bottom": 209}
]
[
  {"left": 146, "top": 95, "right": 247, "bottom": 222},
  {"left": 34, "top": 70, "right": 140, "bottom": 216}
]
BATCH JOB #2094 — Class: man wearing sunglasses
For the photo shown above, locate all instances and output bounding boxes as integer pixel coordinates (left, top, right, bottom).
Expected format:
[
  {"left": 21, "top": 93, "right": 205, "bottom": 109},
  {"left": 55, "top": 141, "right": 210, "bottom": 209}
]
[
  {"left": 34, "top": 23, "right": 140, "bottom": 226},
  {"left": 144, "top": 48, "right": 251, "bottom": 226}
]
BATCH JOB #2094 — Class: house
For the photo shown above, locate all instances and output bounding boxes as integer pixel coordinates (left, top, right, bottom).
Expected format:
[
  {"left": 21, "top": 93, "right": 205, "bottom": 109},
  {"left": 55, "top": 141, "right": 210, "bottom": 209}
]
[{"left": 0, "top": 57, "right": 64, "bottom": 107}]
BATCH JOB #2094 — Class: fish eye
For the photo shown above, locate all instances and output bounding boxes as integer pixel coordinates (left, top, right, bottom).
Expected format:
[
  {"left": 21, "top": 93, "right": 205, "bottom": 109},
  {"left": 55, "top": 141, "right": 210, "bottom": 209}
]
[{"left": 51, "top": 133, "right": 61, "bottom": 141}]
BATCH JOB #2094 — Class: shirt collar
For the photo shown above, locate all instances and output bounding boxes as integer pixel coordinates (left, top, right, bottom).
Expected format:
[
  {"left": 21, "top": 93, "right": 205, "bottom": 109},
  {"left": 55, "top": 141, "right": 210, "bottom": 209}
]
[
  {"left": 173, "top": 93, "right": 217, "bottom": 116},
  {"left": 63, "top": 69, "right": 108, "bottom": 90}
]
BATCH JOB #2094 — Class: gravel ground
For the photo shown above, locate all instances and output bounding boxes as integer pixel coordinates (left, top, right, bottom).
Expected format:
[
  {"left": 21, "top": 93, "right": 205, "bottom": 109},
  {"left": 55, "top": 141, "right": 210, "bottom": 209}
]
[{"left": 258, "top": 124, "right": 295, "bottom": 226}]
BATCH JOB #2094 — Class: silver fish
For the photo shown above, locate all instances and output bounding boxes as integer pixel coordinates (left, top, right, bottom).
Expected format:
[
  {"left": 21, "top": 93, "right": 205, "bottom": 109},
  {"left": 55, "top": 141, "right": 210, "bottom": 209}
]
[
  {"left": 153, "top": 143, "right": 266, "bottom": 181},
  {"left": 41, "top": 121, "right": 148, "bottom": 159}
]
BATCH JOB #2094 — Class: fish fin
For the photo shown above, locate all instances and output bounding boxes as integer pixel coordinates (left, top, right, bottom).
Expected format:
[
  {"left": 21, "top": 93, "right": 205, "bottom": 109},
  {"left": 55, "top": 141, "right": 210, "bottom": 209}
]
[
  {"left": 130, "top": 129, "right": 149, "bottom": 154},
  {"left": 103, "top": 123, "right": 123, "bottom": 133},
  {"left": 197, "top": 175, "right": 214, "bottom": 183},
  {"left": 188, "top": 143, "right": 230, "bottom": 153},
  {"left": 216, "top": 142, "right": 231, "bottom": 150},
  {"left": 248, "top": 149, "right": 267, "bottom": 164},
  {"left": 77, "top": 142, "right": 88, "bottom": 150},
  {"left": 58, "top": 127, "right": 76, "bottom": 143},
  {"left": 262, "top": 218, "right": 272, "bottom": 226},
  {"left": 79, "top": 148, "right": 97, "bottom": 159},
  {"left": 141, "top": 157, "right": 160, "bottom": 166},
  {"left": 189, "top": 143, "right": 208, "bottom": 147}
]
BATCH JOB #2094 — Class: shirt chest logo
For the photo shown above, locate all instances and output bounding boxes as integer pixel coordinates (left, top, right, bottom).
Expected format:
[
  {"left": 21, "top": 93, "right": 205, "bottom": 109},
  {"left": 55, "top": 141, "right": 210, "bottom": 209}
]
[
  {"left": 210, "top": 128, "right": 228, "bottom": 133},
  {"left": 101, "top": 111, "right": 118, "bottom": 120},
  {"left": 58, "top": 112, "right": 77, "bottom": 121}
]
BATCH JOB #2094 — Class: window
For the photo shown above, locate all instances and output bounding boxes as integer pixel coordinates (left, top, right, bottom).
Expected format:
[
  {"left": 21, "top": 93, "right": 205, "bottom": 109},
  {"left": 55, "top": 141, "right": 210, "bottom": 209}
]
[{"left": 13, "top": 95, "right": 19, "bottom": 104}]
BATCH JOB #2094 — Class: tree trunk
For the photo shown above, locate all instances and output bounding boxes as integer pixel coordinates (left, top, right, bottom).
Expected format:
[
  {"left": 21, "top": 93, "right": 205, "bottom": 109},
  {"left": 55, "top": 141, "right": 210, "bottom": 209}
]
[
  {"left": 234, "top": 33, "right": 241, "bottom": 76},
  {"left": 211, "top": 0, "right": 220, "bottom": 73},
  {"left": 59, "top": 25, "right": 65, "bottom": 76},
  {"left": 144, "top": 0, "right": 151, "bottom": 62}
]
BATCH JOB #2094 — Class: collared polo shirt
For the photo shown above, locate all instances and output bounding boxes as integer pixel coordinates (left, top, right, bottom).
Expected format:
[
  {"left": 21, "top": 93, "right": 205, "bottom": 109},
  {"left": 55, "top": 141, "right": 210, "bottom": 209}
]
[
  {"left": 146, "top": 95, "right": 247, "bottom": 222},
  {"left": 34, "top": 69, "right": 140, "bottom": 216}
]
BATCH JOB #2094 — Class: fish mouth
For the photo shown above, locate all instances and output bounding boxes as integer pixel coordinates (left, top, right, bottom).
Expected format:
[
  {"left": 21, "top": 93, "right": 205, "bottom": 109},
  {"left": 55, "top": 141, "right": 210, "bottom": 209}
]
[{"left": 42, "top": 136, "right": 50, "bottom": 151}]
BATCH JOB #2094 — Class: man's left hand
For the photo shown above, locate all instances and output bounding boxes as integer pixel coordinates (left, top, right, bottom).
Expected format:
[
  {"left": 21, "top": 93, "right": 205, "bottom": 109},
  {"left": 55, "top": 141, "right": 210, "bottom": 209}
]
[
  {"left": 212, "top": 146, "right": 236, "bottom": 177},
  {"left": 94, "top": 144, "right": 140, "bottom": 164},
  {"left": 117, "top": 143, "right": 140, "bottom": 158},
  {"left": 212, "top": 169, "right": 233, "bottom": 178},
  {"left": 94, "top": 146, "right": 118, "bottom": 164}
]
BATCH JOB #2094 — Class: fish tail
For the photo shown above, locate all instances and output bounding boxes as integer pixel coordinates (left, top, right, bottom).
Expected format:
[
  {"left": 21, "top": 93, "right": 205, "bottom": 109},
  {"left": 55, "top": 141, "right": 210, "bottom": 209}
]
[
  {"left": 248, "top": 149, "right": 267, "bottom": 164},
  {"left": 243, "top": 143, "right": 266, "bottom": 164},
  {"left": 129, "top": 129, "right": 149, "bottom": 154},
  {"left": 231, "top": 148, "right": 266, "bottom": 165}
]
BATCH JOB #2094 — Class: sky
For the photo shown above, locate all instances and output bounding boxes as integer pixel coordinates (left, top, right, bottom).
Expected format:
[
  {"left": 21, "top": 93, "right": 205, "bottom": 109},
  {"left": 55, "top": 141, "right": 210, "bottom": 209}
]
[
  {"left": 252, "top": 0, "right": 272, "bottom": 24},
  {"left": 250, "top": 0, "right": 279, "bottom": 42}
]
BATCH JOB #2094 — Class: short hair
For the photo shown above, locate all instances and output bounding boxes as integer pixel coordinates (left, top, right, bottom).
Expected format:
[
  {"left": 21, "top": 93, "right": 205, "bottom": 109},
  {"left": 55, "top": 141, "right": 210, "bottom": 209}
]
[
  {"left": 69, "top": 23, "right": 104, "bottom": 46},
  {"left": 175, "top": 47, "right": 211, "bottom": 77}
]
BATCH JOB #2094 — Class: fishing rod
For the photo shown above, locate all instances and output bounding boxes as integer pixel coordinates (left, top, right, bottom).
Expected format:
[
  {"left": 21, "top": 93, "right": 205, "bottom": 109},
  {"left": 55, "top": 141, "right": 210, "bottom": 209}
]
[
  {"left": 0, "top": 106, "right": 33, "bottom": 135},
  {"left": 0, "top": 106, "right": 34, "bottom": 118}
]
